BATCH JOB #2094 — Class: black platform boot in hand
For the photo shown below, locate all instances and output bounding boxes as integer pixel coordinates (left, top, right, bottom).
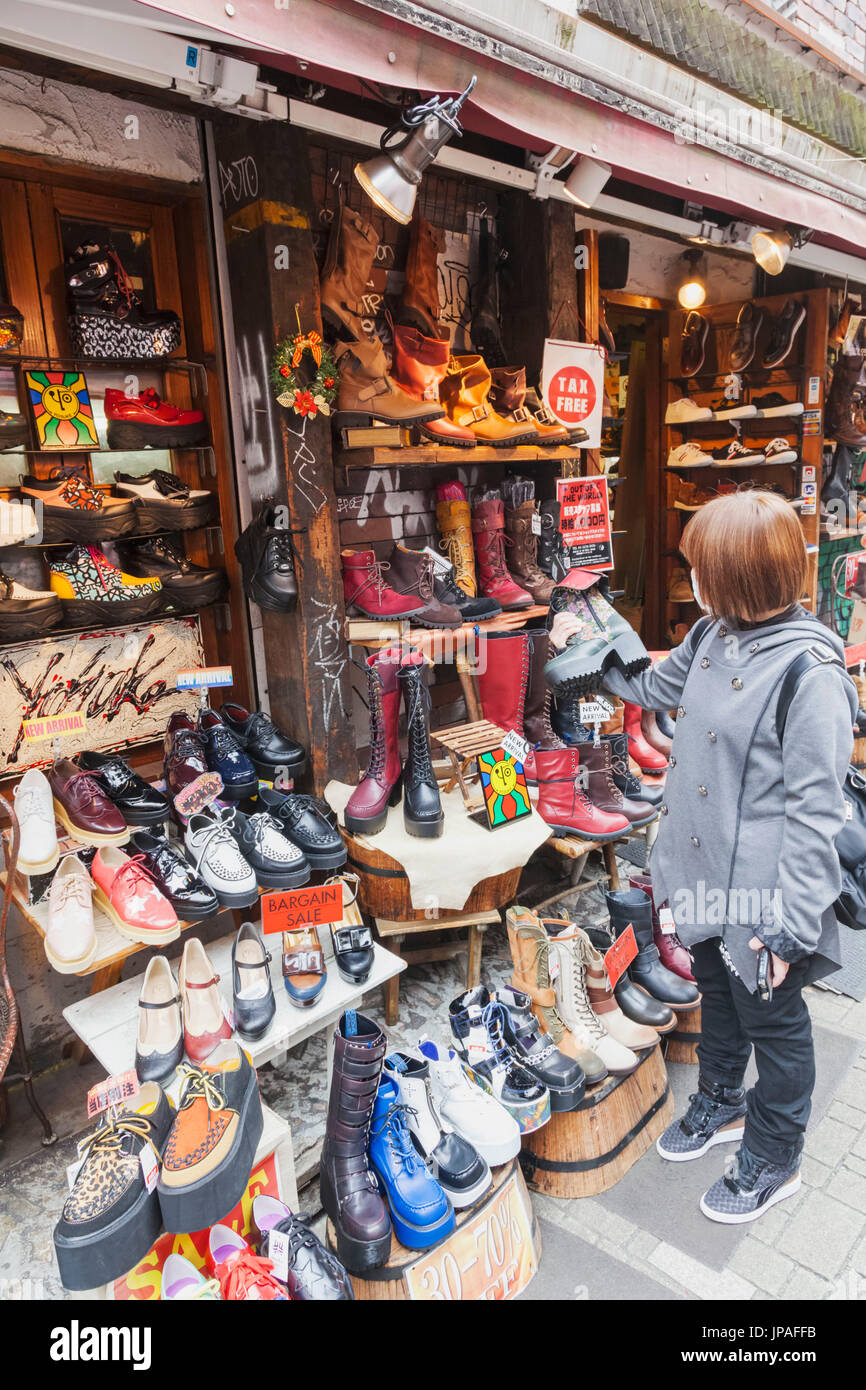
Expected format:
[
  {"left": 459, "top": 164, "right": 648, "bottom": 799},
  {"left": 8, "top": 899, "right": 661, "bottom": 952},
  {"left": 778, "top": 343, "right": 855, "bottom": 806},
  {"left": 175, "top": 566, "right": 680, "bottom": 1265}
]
[
  {"left": 398, "top": 653, "right": 444, "bottom": 838},
  {"left": 319, "top": 1010, "right": 392, "bottom": 1274},
  {"left": 605, "top": 886, "right": 701, "bottom": 1010}
]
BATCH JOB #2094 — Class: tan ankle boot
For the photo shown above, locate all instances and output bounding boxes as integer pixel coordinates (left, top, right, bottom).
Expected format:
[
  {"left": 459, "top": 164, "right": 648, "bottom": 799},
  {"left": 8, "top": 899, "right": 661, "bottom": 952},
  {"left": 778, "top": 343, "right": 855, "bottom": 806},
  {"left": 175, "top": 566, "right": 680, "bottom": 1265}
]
[
  {"left": 506, "top": 906, "right": 607, "bottom": 1084},
  {"left": 319, "top": 204, "right": 379, "bottom": 341},
  {"left": 440, "top": 356, "right": 538, "bottom": 446},
  {"left": 334, "top": 338, "right": 445, "bottom": 428},
  {"left": 436, "top": 498, "right": 477, "bottom": 596}
]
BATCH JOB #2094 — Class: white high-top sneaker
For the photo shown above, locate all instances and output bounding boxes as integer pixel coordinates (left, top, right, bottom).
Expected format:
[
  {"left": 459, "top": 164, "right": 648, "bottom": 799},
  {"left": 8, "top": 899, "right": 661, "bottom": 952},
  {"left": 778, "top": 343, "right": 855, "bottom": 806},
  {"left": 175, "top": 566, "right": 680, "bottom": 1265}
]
[
  {"left": 383, "top": 1050, "right": 491, "bottom": 1207},
  {"left": 417, "top": 1038, "right": 520, "bottom": 1167},
  {"left": 14, "top": 767, "right": 59, "bottom": 874},
  {"left": 551, "top": 927, "right": 639, "bottom": 1076}
]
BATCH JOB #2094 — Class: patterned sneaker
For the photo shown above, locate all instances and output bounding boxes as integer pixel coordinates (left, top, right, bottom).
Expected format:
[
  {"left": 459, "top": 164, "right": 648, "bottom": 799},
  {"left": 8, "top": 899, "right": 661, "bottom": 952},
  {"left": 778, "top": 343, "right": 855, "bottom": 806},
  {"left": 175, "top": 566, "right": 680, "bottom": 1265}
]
[
  {"left": 449, "top": 986, "right": 551, "bottom": 1134},
  {"left": 49, "top": 544, "right": 162, "bottom": 627},
  {"left": 21, "top": 467, "right": 137, "bottom": 542},
  {"left": 700, "top": 1143, "right": 801, "bottom": 1225},
  {"left": 656, "top": 1078, "right": 746, "bottom": 1161}
]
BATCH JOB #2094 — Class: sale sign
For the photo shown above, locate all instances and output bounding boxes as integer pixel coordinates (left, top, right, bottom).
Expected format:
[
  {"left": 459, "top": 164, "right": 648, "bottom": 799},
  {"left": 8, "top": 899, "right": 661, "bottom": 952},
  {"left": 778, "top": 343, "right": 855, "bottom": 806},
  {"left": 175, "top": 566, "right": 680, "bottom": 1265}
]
[
  {"left": 261, "top": 882, "right": 343, "bottom": 934},
  {"left": 556, "top": 475, "right": 613, "bottom": 571},
  {"left": 541, "top": 338, "right": 605, "bottom": 448},
  {"left": 604, "top": 924, "right": 638, "bottom": 990},
  {"left": 404, "top": 1171, "right": 536, "bottom": 1300}
]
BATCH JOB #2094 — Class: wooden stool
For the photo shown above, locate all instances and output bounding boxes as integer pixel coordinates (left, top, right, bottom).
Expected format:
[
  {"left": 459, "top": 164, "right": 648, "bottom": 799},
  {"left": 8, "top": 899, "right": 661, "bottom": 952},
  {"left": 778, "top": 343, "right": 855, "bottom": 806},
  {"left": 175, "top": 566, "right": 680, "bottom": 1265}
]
[
  {"left": 520, "top": 1044, "right": 673, "bottom": 1198},
  {"left": 326, "top": 1157, "right": 540, "bottom": 1301},
  {"left": 430, "top": 719, "right": 507, "bottom": 810},
  {"left": 663, "top": 1003, "right": 702, "bottom": 1065},
  {"left": 376, "top": 910, "right": 500, "bottom": 1026}
]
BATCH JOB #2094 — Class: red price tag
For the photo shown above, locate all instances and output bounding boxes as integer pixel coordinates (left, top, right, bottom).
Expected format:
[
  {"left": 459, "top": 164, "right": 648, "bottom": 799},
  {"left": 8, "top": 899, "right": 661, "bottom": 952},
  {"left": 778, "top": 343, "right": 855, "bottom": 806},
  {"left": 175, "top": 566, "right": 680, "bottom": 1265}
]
[
  {"left": 87, "top": 1070, "right": 139, "bottom": 1119},
  {"left": 261, "top": 883, "right": 343, "bottom": 934},
  {"left": 603, "top": 925, "right": 638, "bottom": 991}
]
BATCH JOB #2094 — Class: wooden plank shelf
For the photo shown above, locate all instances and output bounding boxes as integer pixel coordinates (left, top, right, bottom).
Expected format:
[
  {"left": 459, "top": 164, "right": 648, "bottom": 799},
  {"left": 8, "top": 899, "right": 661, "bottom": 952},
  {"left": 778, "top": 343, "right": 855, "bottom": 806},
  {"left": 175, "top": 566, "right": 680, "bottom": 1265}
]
[
  {"left": 336, "top": 442, "right": 587, "bottom": 471},
  {"left": 346, "top": 607, "right": 549, "bottom": 651}
]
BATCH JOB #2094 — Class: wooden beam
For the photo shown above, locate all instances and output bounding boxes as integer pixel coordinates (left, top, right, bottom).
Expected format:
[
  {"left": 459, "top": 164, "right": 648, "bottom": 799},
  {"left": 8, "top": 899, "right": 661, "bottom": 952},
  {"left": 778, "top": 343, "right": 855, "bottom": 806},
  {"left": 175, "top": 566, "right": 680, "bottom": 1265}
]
[{"left": 210, "top": 119, "right": 355, "bottom": 791}]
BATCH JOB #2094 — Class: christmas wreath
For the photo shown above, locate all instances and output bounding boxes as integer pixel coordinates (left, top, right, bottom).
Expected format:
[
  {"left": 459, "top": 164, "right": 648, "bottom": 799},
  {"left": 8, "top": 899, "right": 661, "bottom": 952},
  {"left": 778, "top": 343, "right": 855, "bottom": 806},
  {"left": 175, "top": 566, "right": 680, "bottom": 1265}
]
[{"left": 271, "top": 330, "right": 338, "bottom": 417}]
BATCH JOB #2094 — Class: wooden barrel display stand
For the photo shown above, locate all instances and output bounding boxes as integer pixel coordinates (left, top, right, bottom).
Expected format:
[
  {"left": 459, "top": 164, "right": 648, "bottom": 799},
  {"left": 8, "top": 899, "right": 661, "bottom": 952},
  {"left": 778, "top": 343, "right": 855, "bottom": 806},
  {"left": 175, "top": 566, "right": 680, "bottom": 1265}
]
[
  {"left": 520, "top": 1043, "right": 674, "bottom": 1198},
  {"left": 341, "top": 828, "right": 522, "bottom": 922},
  {"left": 326, "top": 1158, "right": 541, "bottom": 1301},
  {"left": 663, "top": 1004, "right": 702, "bottom": 1065}
]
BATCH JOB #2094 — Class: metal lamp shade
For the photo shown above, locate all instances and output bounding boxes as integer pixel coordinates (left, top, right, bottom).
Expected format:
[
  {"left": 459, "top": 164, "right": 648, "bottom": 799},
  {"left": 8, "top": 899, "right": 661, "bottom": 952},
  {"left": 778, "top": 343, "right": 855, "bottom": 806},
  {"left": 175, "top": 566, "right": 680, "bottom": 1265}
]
[
  {"left": 563, "top": 156, "right": 612, "bottom": 209},
  {"left": 354, "top": 152, "right": 417, "bottom": 225},
  {"left": 752, "top": 228, "right": 793, "bottom": 275}
]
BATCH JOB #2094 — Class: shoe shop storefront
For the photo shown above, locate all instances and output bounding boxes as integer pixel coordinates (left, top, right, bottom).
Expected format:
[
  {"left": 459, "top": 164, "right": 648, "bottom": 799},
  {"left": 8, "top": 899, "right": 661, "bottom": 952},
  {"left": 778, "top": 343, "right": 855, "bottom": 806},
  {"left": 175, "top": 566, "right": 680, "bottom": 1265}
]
[{"left": 1, "top": 0, "right": 866, "bottom": 1310}]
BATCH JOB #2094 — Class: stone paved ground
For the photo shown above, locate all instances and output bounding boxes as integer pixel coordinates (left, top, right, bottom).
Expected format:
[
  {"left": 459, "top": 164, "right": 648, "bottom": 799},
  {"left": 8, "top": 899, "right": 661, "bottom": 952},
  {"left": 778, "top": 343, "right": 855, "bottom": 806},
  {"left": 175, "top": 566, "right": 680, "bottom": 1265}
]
[{"left": 2, "top": 872, "right": 865, "bottom": 1302}]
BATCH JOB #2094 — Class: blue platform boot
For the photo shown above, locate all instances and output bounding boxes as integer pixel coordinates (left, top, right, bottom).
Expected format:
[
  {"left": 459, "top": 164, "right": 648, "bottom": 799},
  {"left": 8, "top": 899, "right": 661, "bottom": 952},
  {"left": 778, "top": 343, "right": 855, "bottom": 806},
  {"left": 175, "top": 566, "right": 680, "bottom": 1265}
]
[{"left": 368, "top": 1077, "right": 455, "bottom": 1249}]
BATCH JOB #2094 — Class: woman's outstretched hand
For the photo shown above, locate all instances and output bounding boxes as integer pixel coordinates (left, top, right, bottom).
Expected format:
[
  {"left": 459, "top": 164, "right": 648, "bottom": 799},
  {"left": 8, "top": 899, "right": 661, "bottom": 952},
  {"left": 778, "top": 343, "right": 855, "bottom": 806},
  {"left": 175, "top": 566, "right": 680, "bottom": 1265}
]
[
  {"left": 549, "top": 611, "right": 585, "bottom": 651},
  {"left": 748, "top": 936, "right": 790, "bottom": 987}
]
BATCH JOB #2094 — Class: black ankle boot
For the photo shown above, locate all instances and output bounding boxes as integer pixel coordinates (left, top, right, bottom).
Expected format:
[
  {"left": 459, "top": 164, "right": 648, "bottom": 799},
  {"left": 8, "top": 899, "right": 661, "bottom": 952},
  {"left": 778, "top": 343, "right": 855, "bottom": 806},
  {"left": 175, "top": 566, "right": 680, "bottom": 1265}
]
[
  {"left": 584, "top": 925, "right": 677, "bottom": 1031},
  {"left": 537, "top": 499, "right": 571, "bottom": 581},
  {"left": 66, "top": 241, "right": 182, "bottom": 359},
  {"left": 603, "top": 731, "right": 664, "bottom": 807},
  {"left": 234, "top": 500, "right": 298, "bottom": 613},
  {"left": 605, "top": 887, "right": 701, "bottom": 1009},
  {"left": 398, "top": 656, "right": 444, "bottom": 837},
  {"left": 551, "top": 688, "right": 592, "bottom": 744}
]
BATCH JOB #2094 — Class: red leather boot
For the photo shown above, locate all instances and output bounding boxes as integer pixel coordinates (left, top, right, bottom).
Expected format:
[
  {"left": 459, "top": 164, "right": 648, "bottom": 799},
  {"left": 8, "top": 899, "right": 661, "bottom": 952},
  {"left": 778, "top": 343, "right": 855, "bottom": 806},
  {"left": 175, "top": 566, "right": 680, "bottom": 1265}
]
[
  {"left": 535, "top": 747, "right": 630, "bottom": 841},
  {"left": 342, "top": 549, "right": 426, "bottom": 620},
  {"left": 471, "top": 499, "right": 532, "bottom": 611},
  {"left": 344, "top": 648, "right": 403, "bottom": 834},
  {"left": 477, "top": 627, "right": 530, "bottom": 754},
  {"left": 623, "top": 701, "right": 669, "bottom": 775},
  {"left": 391, "top": 325, "right": 476, "bottom": 447},
  {"left": 628, "top": 872, "right": 696, "bottom": 982}
]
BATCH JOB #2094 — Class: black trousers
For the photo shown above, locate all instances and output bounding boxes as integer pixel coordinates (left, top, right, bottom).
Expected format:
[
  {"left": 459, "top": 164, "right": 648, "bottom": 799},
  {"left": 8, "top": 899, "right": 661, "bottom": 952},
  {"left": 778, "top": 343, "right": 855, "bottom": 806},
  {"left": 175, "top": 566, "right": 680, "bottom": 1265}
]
[{"left": 690, "top": 938, "right": 815, "bottom": 1168}]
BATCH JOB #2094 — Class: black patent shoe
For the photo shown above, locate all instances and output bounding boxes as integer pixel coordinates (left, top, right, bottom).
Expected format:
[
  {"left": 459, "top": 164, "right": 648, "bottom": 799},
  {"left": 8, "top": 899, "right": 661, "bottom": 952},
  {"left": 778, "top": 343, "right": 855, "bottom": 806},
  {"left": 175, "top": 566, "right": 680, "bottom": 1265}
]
[
  {"left": 327, "top": 873, "right": 374, "bottom": 984},
  {"left": 129, "top": 829, "right": 218, "bottom": 921},
  {"left": 256, "top": 787, "right": 347, "bottom": 869},
  {"left": 221, "top": 702, "right": 306, "bottom": 779},
  {"left": 232, "top": 921, "right": 276, "bottom": 1041},
  {"left": 77, "top": 750, "right": 170, "bottom": 826},
  {"left": 493, "top": 984, "right": 585, "bottom": 1112},
  {"left": 252, "top": 1195, "right": 354, "bottom": 1300},
  {"left": 117, "top": 536, "right": 227, "bottom": 610}
]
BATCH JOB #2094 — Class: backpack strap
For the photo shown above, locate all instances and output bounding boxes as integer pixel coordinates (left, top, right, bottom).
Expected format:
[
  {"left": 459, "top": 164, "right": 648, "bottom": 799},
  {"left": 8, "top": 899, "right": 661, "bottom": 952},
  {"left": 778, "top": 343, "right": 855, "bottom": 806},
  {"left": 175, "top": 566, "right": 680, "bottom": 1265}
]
[{"left": 775, "top": 647, "right": 845, "bottom": 742}]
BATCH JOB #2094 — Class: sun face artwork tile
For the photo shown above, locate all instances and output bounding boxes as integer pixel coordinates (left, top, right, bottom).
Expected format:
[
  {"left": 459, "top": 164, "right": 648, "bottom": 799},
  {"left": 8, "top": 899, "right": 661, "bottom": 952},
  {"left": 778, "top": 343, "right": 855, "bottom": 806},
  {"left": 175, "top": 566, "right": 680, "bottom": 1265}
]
[
  {"left": 25, "top": 369, "right": 99, "bottom": 450},
  {"left": 477, "top": 747, "right": 532, "bottom": 830}
]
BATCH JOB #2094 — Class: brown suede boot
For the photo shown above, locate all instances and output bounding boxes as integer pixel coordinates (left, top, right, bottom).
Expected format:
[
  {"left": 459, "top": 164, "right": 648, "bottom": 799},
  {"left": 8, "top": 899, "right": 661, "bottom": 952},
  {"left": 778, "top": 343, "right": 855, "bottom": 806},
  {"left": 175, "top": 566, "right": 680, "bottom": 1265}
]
[
  {"left": 506, "top": 906, "right": 607, "bottom": 1084},
  {"left": 504, "top": 501, "right": 555, "bottom": 603},
  {"left": 400, "top": 214, "right": 444, "bottom": 338},
  {"left": 490, "top": 367, "right": 568, "bottom": 446},
  {"left": 435, "top": 498, "right": 477, "bottom": 595},
  {"left": 599, "top": 698, "right": 624, "bottom": 736},
  {"left": 334, "top": 339, "right": 445, "bottom": 428},
  {"left": 319, "top": 204, "right": 379, "bottom": 341},
  {"left": 441, "top": 356, "right": 538, "bottom": 446},
  {"left": 386, "top": 544, "right": 463, "bottom": 628}
]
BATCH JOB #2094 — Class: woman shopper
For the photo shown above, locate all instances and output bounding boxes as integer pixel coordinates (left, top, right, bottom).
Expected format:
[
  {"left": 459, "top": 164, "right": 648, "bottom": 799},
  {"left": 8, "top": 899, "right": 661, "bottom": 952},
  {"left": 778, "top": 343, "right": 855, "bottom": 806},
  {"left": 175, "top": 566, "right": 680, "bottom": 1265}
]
[{"left": 549, "top": 490, "right": 857, "bottom": 1224}]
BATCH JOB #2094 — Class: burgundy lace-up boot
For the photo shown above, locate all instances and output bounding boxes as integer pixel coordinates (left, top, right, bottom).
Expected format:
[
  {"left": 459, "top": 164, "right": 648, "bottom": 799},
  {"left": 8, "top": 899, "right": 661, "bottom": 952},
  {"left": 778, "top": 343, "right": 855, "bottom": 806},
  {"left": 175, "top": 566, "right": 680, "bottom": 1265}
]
[{"left": 344, "top": 649, "right": 402, "bottom": 836}]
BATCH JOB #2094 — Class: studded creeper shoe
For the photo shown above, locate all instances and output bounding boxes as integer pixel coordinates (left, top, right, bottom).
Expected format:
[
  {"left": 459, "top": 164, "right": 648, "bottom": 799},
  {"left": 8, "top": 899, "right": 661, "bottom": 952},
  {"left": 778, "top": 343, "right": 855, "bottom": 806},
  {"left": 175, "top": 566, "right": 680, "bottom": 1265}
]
[
  {"left": 657, "top": 1077, "right": 746, "bottom": 1161},
  {"left": 699, "top": 1143, "right": 801, "bottom": 1225}
]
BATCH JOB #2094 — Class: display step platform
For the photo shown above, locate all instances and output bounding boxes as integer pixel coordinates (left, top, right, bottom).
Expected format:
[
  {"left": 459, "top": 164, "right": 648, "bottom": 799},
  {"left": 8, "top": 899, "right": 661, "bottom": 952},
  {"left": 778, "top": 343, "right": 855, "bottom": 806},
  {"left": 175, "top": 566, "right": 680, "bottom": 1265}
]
[
  {"left": 326, "top": 1156, "right": 540, "bottom": 1301},
  {"left": 63, "top": 924, "right": 405, "bottom": 1075},
  {"left": 519, "top": 1043, "right": 673, "bottom": 1198},
  {"left": 663, "top": 1003, "right": 702, "bottom": 1064}
]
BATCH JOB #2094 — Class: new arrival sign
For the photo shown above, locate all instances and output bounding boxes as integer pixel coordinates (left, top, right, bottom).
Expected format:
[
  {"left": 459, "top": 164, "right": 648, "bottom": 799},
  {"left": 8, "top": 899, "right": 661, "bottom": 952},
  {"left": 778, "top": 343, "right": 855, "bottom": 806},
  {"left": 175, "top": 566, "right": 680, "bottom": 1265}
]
[{"left": 541, "top": 338, "right": 606, "bottom": 448}]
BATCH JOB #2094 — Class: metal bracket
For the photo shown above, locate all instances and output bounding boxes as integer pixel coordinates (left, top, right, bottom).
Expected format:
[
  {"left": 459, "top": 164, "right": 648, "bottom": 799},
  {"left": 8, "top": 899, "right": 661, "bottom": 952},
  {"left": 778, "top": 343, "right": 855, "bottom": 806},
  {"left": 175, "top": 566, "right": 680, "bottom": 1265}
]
[{"left": 526, "top": 145, "right": 576, "bottom": 200}]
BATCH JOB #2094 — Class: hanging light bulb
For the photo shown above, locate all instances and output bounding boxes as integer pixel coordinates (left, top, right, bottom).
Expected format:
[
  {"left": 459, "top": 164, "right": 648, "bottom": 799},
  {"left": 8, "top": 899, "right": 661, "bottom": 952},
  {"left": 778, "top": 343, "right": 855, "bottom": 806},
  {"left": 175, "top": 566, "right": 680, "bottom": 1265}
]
[
  {"left": 677, "top": 248, "right": 708, "bottom": 309},
  {"left": 354, "top": 76, "right": 477, "bottom": 224},
  {"left": 752, "top": 228, "right": 793, "bottom": 275},
  {"left": 563, "top": 155, "right": 612, "bottom": 209}
]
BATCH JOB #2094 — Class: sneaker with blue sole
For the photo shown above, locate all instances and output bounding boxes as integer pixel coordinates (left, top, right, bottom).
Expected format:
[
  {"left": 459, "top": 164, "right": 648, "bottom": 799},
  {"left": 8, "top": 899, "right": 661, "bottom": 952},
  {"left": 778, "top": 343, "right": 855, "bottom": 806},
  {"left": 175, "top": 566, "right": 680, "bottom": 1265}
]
[
  {"left": 656, "top": 1078, "right": 746, "bottom": 1162},
  {"left": 369, "top": 1077, "right": 455, "bottom": 1249},
  {"left": 699, "top": 1143, "right": 801, "bottom": 1225}
]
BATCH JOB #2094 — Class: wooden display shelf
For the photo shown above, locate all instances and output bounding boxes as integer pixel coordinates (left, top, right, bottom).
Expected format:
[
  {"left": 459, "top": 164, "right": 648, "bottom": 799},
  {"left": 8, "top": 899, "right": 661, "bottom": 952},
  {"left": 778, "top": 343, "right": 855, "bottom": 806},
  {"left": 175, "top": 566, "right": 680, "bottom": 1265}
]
[
  {"left": 336, "top": 442, "right": 586, "bottom": 471},
  {"left": 341, "top": 826, "right": 523, "bottom": 922},
  {"left": 663, "top": 1003, "right": 702, "bottom": 1065},
  {"left": 346, "top": 607, "right": 549, "bottom": 650},
  {"left": 327, "top": 1156, "right": 540, "bottom": 1301},
  {"left": 520, "top": 1043, "right": 673, "bottom": 1198},
  {"left": 62, "top": 921, "right": 405, "bottom": 1076}
]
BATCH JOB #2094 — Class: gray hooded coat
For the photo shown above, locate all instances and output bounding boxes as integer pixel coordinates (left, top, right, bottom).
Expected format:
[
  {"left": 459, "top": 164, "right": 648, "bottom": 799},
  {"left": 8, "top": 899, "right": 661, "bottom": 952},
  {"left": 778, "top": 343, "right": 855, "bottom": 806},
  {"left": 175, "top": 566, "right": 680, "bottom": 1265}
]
[{"left": 603, "top": 606, "right": 857, "bottom": 991}]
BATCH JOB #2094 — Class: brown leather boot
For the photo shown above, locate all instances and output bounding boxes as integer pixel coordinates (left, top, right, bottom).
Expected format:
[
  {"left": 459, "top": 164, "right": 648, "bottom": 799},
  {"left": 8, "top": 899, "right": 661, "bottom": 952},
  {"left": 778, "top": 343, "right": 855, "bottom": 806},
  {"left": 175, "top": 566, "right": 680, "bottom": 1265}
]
[
  {"left": 578, "top": 738, "right": 656, "bottom": 826},
  {"left": 320, "top": 1010, "right": 392, "bottom": 1272},
  {"left": 490, "top": 367, "right": 568, "bottom": 446},
  {"left": 471, "top": 498, "right": 533, "bottom": 610},
  {"left": 386, "top": 544, "right": 463, "bottom": 627},
  {"left": 334, "top": 338, "right": 445, "bottom": 428},
  {"left": 435, "top": 497, "right": 477, "bottom": 594},
  {"left": 440, "top": 356, "right": 537, "bottom": 446},
  {"left": 505, "top": 906, "right": 607, "bottom": 1084},
  {"left": 391, "top": 324, "right": 476, "bottom": 446},
  {"left": 319, "top": 204, "right": 379, "bottom": 341},
  {"left": 400, "top": 213, "right": 443, "bottom": 338},
  {"left": 504, "top": 501, "right": 555, "bottom": 603},
  {"left": 525, "top": 386, "right": 589, "bottom": 446}
]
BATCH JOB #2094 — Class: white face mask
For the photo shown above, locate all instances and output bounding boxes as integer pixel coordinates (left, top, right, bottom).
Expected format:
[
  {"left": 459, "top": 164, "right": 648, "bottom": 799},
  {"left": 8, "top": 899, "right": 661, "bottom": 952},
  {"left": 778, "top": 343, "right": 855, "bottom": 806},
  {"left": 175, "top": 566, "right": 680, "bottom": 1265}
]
[{"left": 691, "top": 571, "right": 707, "bottom": 611}]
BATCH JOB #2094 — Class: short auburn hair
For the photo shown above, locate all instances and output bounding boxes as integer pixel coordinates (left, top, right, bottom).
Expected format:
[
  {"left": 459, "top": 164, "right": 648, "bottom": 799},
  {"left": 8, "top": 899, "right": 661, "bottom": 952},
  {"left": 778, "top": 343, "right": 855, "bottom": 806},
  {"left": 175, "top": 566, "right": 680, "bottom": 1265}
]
[{"left": 680, "top": 489, "right": 807, "bottom": 623}]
